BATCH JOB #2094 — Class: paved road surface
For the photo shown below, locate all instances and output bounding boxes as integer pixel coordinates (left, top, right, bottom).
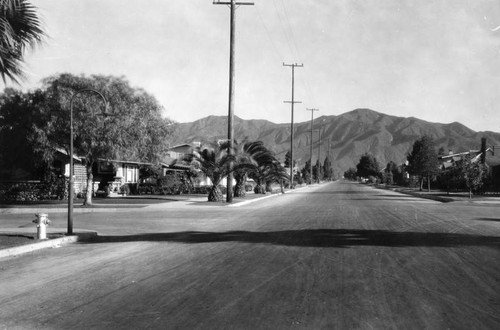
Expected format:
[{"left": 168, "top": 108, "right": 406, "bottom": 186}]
[{"left": 1, "top": 181, "right": 499, "bottom": 329}]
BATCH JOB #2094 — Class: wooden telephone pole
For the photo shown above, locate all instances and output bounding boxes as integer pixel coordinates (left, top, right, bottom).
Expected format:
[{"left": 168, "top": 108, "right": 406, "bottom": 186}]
[
  {"left": 214, "top": 0, "right": 254, "bottom": 202},
  {"left": 306, "top": 108, "right": 319, "bottom": 184},
  {"left": 283, "top": 63, "right": 303, "bottom": 187}
]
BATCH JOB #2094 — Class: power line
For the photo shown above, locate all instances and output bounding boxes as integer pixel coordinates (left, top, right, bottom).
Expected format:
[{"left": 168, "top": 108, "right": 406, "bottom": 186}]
[
  {"left": 255, "top": 5, "right": 283, "bottom": 62},
  {"left": 279, "top": 0, "right": 302, "bottom": 61},
  {"left": 277, "top": 0, "right": 317, "bottom": 108},
  {"left": 271, "top": 0, "right": 298, "bottom": 62}
]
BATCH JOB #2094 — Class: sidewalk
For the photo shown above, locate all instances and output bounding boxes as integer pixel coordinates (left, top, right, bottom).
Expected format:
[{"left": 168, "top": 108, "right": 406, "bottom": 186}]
[
  {"left": 373, "top": 184, "right": 500, "bottom": 205},
  {"left": 0, "top": 194, "right": 208, "bottom": 214},
  {"left": 0, "top": 190, "right": 293, "bottom": 258}
]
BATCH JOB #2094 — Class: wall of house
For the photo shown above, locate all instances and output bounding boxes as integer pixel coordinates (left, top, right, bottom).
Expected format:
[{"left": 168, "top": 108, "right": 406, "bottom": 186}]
[
  {"left": 116, "top": 164, "right": 139, "bottom": 183},
  {"left": 167, "top": 145, "right": 193, "bottom": 160},
  {"left": 64, "top": 163, "right": 87, "bottom": 194}
]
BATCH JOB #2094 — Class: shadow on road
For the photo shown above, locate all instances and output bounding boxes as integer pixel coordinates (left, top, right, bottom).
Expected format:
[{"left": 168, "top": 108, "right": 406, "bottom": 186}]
[
  {"left": 476, "top": 218, "right": 500, "bottom": 223},
  {"left": 87, "top": 229, "right": 500, "bottom": 249}
]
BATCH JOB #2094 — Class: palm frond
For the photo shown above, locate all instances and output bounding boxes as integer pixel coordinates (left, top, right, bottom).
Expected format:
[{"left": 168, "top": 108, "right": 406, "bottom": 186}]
[{"left": 0, "top": 0, "right": 44, "bottom": 84}]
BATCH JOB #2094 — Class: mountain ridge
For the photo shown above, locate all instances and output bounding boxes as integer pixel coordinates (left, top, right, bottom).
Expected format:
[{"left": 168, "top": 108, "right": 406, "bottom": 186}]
[{"left": 171, "top": 109, "right": 500, "bottom": 174}]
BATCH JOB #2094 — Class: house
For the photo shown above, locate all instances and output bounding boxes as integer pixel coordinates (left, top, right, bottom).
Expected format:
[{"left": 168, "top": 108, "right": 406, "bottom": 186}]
[
  {"left": 54, "top": 148, "right": 146, "bottom": 195},
  {"left": 162, "top": 142, "right": 213, "bottom": 186},
  {"left": 438, "top": 145, "right": 500, "bottom": 190},
  {"left": 166, "top": 143, "right": 199, "bottom": 160}
]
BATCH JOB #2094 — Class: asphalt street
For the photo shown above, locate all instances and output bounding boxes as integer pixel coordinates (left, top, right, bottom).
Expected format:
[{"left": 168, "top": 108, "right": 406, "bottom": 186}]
[{"left": 1, "top": 181, "right": 499, "bottom": 329}]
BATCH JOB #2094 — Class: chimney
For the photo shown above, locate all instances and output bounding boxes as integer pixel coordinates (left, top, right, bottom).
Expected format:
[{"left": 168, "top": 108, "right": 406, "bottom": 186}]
[{"left": 481, "top": 137, "right": 487, "bottom": 164}]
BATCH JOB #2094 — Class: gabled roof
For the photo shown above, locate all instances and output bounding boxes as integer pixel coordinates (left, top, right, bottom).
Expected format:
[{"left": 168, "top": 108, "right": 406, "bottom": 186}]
[
  {"left": 168, "top": 143, "right": 193, "bottom": 150},
  {"left": 55, "top": 147, "right": 83, "bottom": 161},
  {"left": 98, "top": 159, "right": 153, "bottom": 166}
]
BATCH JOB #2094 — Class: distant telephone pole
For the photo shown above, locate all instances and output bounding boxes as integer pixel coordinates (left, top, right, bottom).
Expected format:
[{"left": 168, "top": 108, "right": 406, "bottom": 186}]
[
  {"left": 214, "top": 0, "right": 254, "bottom": 203},
  {"left": 306, "top": 108, "right": 319, "bottom": 184},
  {"left": 283, "top": 63, "right": 303, "bottom": 187},
  {"left": 317, "top": 128, "right": 322, "bottom": 183}
]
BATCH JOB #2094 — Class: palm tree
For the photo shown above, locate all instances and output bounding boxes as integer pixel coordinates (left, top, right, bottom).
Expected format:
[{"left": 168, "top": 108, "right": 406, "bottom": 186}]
[
  {"left": 189, "top": 142, "right": 235, "bottom": 202},
  {"left": 248, "top": 149, "right": 289, "bottom": 195},
  {"left": 264, "top": 161, "right": 289, "bottom": 193},
  {"left": 1, "top": 0, "right": 44, "bottom": 84},
  {"left": 233, "top": 141, "right": 275, "bottom": 197}
]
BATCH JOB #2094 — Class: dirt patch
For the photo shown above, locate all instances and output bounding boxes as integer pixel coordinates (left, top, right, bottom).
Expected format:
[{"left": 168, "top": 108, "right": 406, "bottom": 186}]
[{"left": 0, "top": 233, "right": 65, "bottom": 249}]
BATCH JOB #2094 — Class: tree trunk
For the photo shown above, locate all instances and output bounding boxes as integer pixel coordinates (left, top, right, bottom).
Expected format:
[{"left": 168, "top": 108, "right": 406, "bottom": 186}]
[
  {"left": 254, "top": 184, "right": 265, "bottom": 194},
  {"left": 265, "top": 181, "right": 273, "bottom": 193},
  {"left": 469, "top": 189, "right": 472, "bottom": 199},
  {"left": 234, "top": 177, "right": 246, "bottom": 198},
  {"left": 427, "top": 175, "right": 431, "bottom": 192},
  {"left": 208, "top": 185, "right": 223, "bottom": 202},
  {"left": 419, "top": 177, "right": 424, "bottom": 191},
  {"left": 84, "top": 165, "right": 93, "bottom": 206}
]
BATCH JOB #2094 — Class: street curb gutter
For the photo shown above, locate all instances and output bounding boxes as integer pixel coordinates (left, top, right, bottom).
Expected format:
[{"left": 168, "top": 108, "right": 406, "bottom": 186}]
[
  {"left": 0, "top": 232, "right": 97, "bottom": 259},
  {"left": 229, "top": 192, "right": 282, "bottom": 207}
]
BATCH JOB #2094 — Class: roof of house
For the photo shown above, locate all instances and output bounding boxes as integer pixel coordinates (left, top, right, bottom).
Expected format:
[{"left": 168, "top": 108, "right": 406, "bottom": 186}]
[
  {"left": 55, "top": 147, "right": 83, "bottom": 161},
  {"left": 168, "top": 143, "right": 193, "bottom": 150}
]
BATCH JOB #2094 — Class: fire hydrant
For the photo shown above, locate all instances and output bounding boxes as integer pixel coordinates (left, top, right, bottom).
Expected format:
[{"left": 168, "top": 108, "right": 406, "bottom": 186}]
[{"left": 33, "top": 213, "right": 50, "bottom": 240}]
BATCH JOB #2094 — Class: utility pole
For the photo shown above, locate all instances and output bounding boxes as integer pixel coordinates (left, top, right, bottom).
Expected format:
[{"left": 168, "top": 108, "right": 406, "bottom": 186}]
[
  {"left": 328, "top": 138, "right": 332, "bottom": 181},
  {"left": 306, "top": 108, "right": 319, "bottom": 184},
  {"left": 214, "top": 0, "right": 254, "bottom": 203},
  {"left": 318, "top": 128, "right": 322, "bottom": 182},
  {"left": 283, "top": 63, "right": 303, "bottom": 188}
]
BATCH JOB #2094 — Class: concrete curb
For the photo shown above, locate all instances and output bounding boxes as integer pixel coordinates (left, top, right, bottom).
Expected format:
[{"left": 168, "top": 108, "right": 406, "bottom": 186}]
[
  {"left": 0, "top": 231, "right": 97, "bottom": 259},
  {"left": 228, "top": 192, "right": 282, "bottom": 207},
  {"left": 0, "top": 207, "right": 142, "bottom": 215}
]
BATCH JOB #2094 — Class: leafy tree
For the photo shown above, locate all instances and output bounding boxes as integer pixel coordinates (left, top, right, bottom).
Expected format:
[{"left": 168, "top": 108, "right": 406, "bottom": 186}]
[
  {"left": 294, "top": 172, "right": 304, "bottom": 185},
  {"left": 0, "top": 0, "right": 44, "bottom": 84},
  {"left": 461, "top": 155, "right": 487, "bottom": 199},
  {"left": 322, "top": 156, "right": 333, "bottom": 181},
  {"left": 28, "top": 73, "right": 173, "bottom": 205},
  {"left": 0, "top": 88, "right": 47, "bottom": 179},
  {"left": 301, "top": 159, "right": 311, "bottom": 184},
  {"left": 407, "top": 135, "right": 439, "bottom": 191},
  {"left": 284, "top": 150, "right": 296, "bottom": 169},
  {"left": 383, "top": 161, "right": 400, "bottom": 185},
  {"left": 437, "top": 165, "right": 462, "bottom": 194},
  {"left": 356, "top": 153, "right": 380, "bottom": 178},
  {"left": 313, "top": 159, "right": 322, "bottom": 183},
  {"left": 344, "top": 168, "right": 357, "bottom": 180}
]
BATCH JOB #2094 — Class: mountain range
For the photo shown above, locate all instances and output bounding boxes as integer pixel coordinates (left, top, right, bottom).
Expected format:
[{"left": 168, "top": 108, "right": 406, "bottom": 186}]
[{"left": 170, "top": 108, "right": 500, "bottom": 175}]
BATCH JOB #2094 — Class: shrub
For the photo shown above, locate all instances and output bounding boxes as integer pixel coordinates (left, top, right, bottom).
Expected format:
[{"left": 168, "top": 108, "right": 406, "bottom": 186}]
[
  {"left": 192, "top": 186, "right": 211, "bottom": 195},
  {"left": 120, "top": 184, "right": 131, "bottom": 195},
  {"left": 0, "top": 179, "right": 68, "bottom": 202}
]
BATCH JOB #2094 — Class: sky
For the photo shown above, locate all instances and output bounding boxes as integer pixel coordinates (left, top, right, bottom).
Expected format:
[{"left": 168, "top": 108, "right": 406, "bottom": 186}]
[{"left": 8, "top": 0, "right": 500, "bottom": 132}]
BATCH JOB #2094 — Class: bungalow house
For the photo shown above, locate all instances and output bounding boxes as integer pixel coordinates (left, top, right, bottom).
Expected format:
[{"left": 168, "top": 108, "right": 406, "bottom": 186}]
[
  {"left": 163, "top": 142, "right": 239, "bottom": 187},
  {"left": 54, "top": 148, "right": 146, "bottom": 195},
  {"left": 163, "top": 142, "right": 214, "bottom": 186},
  {"left": 438, "top": 146, "right": 500, "bottom": 190}
]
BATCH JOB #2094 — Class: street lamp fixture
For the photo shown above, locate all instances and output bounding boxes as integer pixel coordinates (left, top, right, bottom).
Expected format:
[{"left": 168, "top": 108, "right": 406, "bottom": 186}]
[{"left": 68, "top": 89, "right": 108, "bottom": 235}]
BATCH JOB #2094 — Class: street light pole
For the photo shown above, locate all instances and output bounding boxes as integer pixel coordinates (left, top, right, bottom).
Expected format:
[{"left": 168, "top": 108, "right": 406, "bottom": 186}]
[{"left": 68, "top": 89, "right": 108, "bottom": 235}]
